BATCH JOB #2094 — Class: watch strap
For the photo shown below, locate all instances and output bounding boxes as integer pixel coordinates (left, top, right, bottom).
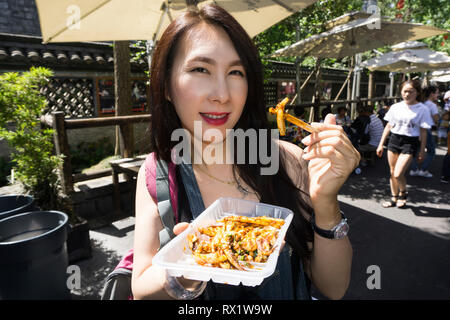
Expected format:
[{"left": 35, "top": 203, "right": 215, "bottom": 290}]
[{"left": 310, "top": 211, "right": 347, "bottom": 239}]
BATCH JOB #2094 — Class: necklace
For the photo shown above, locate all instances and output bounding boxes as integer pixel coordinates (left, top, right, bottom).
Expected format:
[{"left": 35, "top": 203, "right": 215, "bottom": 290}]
[{"left": 194, "top": 165, "right": 256, "bottom": 198}]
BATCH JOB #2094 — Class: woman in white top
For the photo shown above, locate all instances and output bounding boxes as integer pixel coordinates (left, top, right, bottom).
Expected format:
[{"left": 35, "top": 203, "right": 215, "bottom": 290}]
[
  {"left": 409, "top": 85, "right": 439, "bottom": 177},
  {"left": 376, "top": 80, "right": 433, "bottom": 208}
]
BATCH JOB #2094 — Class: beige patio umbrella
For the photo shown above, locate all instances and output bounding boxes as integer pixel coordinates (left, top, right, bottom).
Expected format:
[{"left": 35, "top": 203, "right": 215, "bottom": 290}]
[
  {"left": 360, "top": 43, "right": 450, "bottom": 73},
  {"left": 269, "top": 13, "right": 448, "bottom": 59},
  {"left": 35, "top": 0, "right": 319, "bottom": 43}
]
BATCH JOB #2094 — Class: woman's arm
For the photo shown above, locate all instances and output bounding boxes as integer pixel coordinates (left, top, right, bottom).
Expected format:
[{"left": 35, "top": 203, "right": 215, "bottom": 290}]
[
  {"left": 280, "top": 114, "right": 357, "bottom": 299},
  {"left": 131, "top": 165, "right": 203, "bottom": 299},
  {"left": 131, "top": 164, "right": 173, "bottom": 299},
  {"left": 417, "top": 127, "right": 427, "bottom": 163},
  {"left": 309, "top": 198, "right": 353, "bottom": 300},
  {"left": 376, "top": 123, "right": 392, "bottom": 158}
]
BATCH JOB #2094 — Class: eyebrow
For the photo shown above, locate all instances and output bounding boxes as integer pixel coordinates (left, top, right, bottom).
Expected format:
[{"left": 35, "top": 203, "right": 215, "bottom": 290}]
[{"left": 188, "top": 56, "right": 244, "bottom": 67}]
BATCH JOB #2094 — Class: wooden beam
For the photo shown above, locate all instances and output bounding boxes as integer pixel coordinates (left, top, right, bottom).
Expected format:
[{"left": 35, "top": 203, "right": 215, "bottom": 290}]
[
  {"left": 114, "top": 41, "right": 133, "bottom": 158},
  {"left": 51, "top": 111, "right": 73, "bottom": 194},
  {"left": 64, "top": 114, "right": 151, "bottom": 129}
]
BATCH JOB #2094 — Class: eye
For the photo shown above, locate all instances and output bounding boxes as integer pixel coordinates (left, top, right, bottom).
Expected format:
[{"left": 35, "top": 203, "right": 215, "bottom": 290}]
[
  {"left": 229, "top": 70, "right": 245, "bottom": 77},
  {"left": 190, "top": 67, "right": 208, "bottom": 74}
]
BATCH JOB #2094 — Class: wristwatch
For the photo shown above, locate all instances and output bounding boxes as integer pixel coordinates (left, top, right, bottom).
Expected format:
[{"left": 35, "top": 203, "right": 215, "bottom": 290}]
[{"left": 310, "top": 211, "right": 349, "bottom": 239}]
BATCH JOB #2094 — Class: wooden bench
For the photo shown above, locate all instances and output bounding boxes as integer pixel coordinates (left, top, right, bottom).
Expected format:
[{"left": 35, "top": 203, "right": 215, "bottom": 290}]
[{"left": 110, "top": 155, "right": 146, "bottom": 214}]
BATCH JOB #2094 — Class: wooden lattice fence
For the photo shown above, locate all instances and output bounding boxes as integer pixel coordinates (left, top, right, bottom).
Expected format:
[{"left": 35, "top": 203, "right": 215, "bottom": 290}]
[{"left": 40, "top": 78, "right": 95, "bottom": 118}]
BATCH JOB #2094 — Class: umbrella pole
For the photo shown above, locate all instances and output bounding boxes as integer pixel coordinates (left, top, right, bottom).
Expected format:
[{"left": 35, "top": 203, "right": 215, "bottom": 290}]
[
  {"left": 389, "top": 72, "right": 395, "bottom": 97},
  {"left": 294, "top": 27, "right": 303, "bottom": 104},
  {"left": 309, "top": 58, "right": 323, "bottom": 123},
  {"left": 351, "top": 54, "right": 362, "bottom": 120}
]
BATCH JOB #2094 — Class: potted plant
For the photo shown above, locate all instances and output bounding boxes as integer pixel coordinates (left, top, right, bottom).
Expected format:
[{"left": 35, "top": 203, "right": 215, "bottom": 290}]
[{"left": 0, "top": 67, "right": 91, "bottom": 263}]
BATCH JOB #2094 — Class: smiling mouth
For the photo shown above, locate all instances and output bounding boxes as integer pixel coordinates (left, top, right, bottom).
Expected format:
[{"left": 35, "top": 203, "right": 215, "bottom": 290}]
[
  {"left": 199, "top": 112, "right": 230, "bottom": 126},
  {"left": 199, "top": 112, "right": 229, "bottom": 119}
]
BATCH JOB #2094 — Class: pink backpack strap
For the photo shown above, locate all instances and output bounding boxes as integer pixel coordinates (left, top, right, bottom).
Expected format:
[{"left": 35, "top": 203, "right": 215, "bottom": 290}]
[{"left": 144, "top": 152, "right": 179, "bottom": 223}]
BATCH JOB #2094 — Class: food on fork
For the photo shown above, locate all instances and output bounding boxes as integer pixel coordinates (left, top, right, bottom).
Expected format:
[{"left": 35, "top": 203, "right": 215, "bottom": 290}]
[
  {"left": 187, "top": 215, "right": 285, "bottom": 270},
  {"left": 269, "top": 97, "right": 318, "bottom": 135}
]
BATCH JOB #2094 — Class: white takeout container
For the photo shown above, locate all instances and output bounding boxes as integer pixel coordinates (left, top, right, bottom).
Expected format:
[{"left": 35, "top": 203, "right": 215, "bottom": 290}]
[{"left": 152, "top": 197, "right": 293, "bottom": 287}]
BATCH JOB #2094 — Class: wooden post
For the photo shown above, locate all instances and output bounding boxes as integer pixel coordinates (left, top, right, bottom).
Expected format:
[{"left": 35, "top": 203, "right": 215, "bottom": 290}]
[
  {"left": 294, "top": 26, "right": 302, "bottom": 104},
  {"left": 312, "top": 58, "right": 323, "bottom": 122},
  {"left": 52, "top": 111, "right": 74, "bottom": 194},
  {"left": 114, "top": 41, "right": 133, "bottom": 159},
  {"left": 368, "top": 71, "right": 374, "bottom": 106}
]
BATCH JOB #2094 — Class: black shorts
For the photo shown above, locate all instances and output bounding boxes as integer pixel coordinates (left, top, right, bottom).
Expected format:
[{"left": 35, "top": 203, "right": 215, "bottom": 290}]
[{"left": 387, "top": 133, "right": 420, "bottom": 156}]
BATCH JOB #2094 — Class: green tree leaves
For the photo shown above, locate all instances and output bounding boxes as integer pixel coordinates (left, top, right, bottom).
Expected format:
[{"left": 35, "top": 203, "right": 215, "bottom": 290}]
[{"left": 0, "top": 67, "right": 64, "bottom": 210}]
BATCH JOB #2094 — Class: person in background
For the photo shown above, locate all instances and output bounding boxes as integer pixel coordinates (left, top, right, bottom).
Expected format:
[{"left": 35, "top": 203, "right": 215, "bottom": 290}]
[
  {"left": 437, "top": 111, "right": 449, "bottom": 146},
  {"left": 409, "top": 85, "right": 440, "bottom": 178},
  {"left": 348, "top": 102, "right": 370, "bottom": 149},
  {"left": 440, "top": 129, "right": 450, "bottom": 184},
  {"left": 335, "top": 106, "right": 351, "bottom": 127},
  {"left": 444, "top": 90, "right": 450, "bottom": 112},
  {"left": 357, "top": 105, "right": 384, "bottom": 166},
  {"left": 376, "top": 80, "right": 433, "bottom": 209},
  {"left": 377, "top": 99, "right": 390, "bottom": 127}
]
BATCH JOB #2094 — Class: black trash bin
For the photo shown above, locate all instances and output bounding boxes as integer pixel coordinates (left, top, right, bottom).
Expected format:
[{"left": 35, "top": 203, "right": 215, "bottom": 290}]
[
  {"left": 0, "top": 211, "right": 70, "bottom": 299},
  {"left": 0, "top": 194, "right": 36, "bottom": 220}
]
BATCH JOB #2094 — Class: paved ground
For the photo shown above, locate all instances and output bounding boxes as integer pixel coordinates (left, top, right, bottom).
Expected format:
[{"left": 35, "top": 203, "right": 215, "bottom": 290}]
[{"left": 70, "top": 145, "right": 450, "bottom": 300}]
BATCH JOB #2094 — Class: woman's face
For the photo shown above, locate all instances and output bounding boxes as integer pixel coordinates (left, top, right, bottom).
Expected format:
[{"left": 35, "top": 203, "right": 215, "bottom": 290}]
[
  {"left": 168, "top": 23, "right": 248, "bottom": 143},
  {"left": 429, "top": 89, "right": 439, "bottom": 102},
  {"left": 401, "top": 83, "right": 418, "bottom": 105}
]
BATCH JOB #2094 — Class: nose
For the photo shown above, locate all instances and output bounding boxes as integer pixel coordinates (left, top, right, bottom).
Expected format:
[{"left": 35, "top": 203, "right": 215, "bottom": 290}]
[{"left": 209, "top": 75, "right": 230, "bottom": 105}]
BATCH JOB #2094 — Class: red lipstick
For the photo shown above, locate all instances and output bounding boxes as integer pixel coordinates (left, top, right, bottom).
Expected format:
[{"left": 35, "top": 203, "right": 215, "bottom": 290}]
[{"left": 199, "top": 112, "right": 230, "bottom": 126}]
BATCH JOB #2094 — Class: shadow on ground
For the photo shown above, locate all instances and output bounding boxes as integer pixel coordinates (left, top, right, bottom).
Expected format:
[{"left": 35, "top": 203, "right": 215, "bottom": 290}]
[
  {"left": 312, "top": 201, "right": 450, "bottom": 300},
  {"left": 70, "top": 238, "right": 122, "bottom": 300},
  {"left": 339, "top": 148, "right": 449, "bottom": 205}
]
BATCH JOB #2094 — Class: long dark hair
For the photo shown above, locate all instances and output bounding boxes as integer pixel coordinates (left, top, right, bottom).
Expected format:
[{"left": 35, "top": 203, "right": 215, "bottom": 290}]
[
  {"left": 423, "top": 85, "right": 438, "bottom": 99},
  {"left": 149, "top": 4, "right": 314, "bottom": 260}
]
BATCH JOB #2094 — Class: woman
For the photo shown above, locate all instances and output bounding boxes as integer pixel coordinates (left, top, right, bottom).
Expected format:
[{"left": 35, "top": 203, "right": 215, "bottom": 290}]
[
  {"left": 335, "top": 106, "right": 351, "bottom": 127},
  {"left": 132, "top": 4, "right": 359, "bottom": 300},
  {"left": 409, "top": 85, "right": 439, "bottom": 178},
  {"left": 376, "top": 80, "right": 433, "bottom": 208}
]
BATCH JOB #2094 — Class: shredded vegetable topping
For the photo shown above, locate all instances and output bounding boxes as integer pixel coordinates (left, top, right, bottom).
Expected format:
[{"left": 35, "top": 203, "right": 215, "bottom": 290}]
[{"left": 187, "top": 215, "right": 284, "bottom": 270}]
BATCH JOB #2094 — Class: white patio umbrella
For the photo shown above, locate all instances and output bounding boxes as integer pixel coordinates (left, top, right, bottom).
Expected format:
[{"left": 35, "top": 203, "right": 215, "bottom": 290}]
[
  {"left": 361, "top": 42, "right": 450, "bottom": 97},
  {"left": 430, "top": 69, "right": 450, "bottom": 83},
  {"left": 431, "top": 74, "right": 450, "bottom": 83},
  {"left": 391, "top": 40, "right": 428, "bottom": 51},
  {"left": 35, "top": 0, "right": 319, "bottom": 43},
  {"left": 361, "top": 45, "right": 450, "bottom": 73}
]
